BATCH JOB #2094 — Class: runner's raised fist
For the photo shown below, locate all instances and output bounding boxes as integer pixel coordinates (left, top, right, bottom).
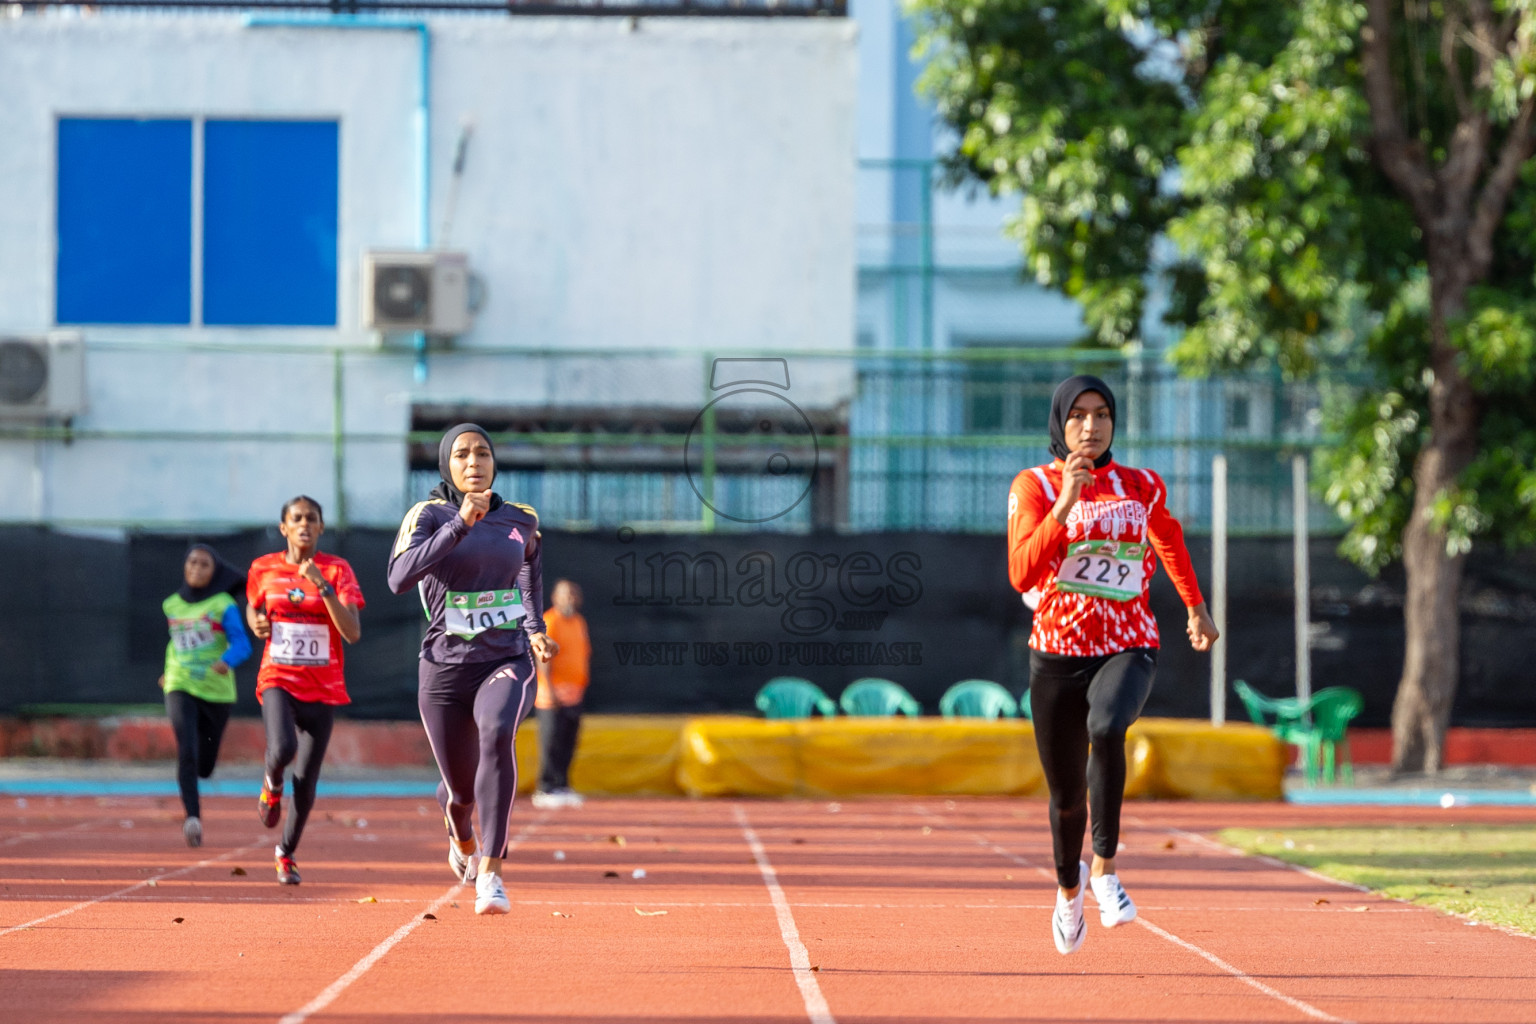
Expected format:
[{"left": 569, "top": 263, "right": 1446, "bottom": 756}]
[
  {"left": 1053, "top": 449, "right": 1096, "bottom": 525},
  {"left": 460, "top": 491, "right": 492, "bottom": 527}
]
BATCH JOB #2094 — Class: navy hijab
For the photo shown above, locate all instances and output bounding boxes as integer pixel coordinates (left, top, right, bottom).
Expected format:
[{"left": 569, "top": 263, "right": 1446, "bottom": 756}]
[
  {"left": 1048, "top": 374, "right": 1116, "bottom": 469},
  {"left": 430, "top": 423, "right": 505, "bottom": 512},
  {"left": 177, "top": 543, "right": 246, "bottom": 604}
]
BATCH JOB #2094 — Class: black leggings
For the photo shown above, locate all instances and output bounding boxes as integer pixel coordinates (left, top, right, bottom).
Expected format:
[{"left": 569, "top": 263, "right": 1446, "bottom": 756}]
[
  {"left": 1029, "top": 647, "right": 1157, "bottom": 890},
  {"left": 164, "top": 690, "right": 232, "bottom": 820},
  {"left": 262, "top": 688, "right": 335, "bottom": 857},
  {"left": 418, "top": 653, "right": 538, "bottom": 860},
  {"left": 537, "top": 703, "right": 583, "bottom": 792}
]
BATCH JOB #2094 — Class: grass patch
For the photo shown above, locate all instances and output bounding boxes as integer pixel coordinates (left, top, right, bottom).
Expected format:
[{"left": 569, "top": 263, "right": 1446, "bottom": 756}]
[{"left": 1219, "top": 825, "right": 1536, "bottom": 936}]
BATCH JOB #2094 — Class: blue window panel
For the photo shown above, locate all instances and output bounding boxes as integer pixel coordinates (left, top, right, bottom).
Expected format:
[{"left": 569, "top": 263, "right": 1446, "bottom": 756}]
[
  {"left": 203, "top": 120, "right": 338, "bottom": 326},
  {"left": 56, "top": 119, "right": 192, "bottom": 325}
]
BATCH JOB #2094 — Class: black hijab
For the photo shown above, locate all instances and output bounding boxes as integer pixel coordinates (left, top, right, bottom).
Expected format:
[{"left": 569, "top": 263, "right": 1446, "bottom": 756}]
[
  {"left": 429, "top": 423, "right": 505, "bottom": 512},
  {"left": 1048, "top": 374, "right": 1116, "bottom": 469},
  {"left": 177, "top": 543, "right": 246, "bottom": 603}
]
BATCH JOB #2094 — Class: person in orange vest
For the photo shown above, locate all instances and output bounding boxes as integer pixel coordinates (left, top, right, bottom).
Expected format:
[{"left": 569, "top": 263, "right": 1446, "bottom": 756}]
[{"left": 532, "top": 580, "right": 590, "bottom": 809}]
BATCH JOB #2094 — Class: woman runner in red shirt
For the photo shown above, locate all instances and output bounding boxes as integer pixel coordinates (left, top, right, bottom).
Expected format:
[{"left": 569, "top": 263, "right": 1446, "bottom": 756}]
[
  {"left": 247, "top": 496, "right": 364, "bottom": 885},
  {"left": 1008, "top": 375, "right": 1218, "bottom": 954}
]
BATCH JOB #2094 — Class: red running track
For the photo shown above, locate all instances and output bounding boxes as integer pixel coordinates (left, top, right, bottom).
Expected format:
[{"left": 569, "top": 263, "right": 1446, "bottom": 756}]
[{"left": 1, "top": 795, "right": 1532, "bottom": 1023}]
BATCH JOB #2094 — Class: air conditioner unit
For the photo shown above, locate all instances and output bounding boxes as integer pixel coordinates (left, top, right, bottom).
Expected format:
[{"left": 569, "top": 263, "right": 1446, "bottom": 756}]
[
  {"left": 0, "top": 332, "right": 85, "bottom": 422},
  {"left": 361, "top": 250, "right": 472, "bottom": 336}
]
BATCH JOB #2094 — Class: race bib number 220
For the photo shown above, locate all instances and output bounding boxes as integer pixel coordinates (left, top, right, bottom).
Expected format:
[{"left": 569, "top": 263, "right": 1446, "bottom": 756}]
[{"left": 271, "top": 621, "right": 330, "bottom": 666}]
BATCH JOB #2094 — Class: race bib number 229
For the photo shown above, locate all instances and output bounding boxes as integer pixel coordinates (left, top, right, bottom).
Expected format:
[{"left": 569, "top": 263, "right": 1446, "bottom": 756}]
[{"left": 1056, "top": 540, "right": 1145, "bottom": 602}]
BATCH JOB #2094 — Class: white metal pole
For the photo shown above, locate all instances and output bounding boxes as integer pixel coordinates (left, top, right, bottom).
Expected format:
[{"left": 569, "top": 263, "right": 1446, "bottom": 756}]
[
  {"left": 1292, "top": 453, "right": 1311, "bottom": 708},
  {"left": 1210, "top": 454, "right": 1228, "bottom": 727}
]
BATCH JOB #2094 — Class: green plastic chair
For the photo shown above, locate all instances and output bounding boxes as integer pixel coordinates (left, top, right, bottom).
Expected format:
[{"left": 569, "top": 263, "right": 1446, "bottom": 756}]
[
  {"left": 755, "top": 677, "right": 837, "bottom": 720},
  {"left": 1020, "top": 689, "right": 1032, "bottom": 720},
  {"left": 1233, "top": 680, "right": 1362, "bottom": 785},
  {"left": 1232, "top": 678, "right": 1305, "bottom": 728},
  {"left": 1300, "top": 687, "right": 1364, "bottom": 785},
  {"left": 939, "top": 680, "right": 1019, "bottom": 720},
  {"left": 838, "top": 678, "right": 922, "bottom": 717}
]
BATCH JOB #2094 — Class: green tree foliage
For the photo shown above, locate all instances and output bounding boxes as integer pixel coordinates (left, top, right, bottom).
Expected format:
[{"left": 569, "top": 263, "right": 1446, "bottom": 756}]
[{"left": 912, "top": 0, "right": 1536, "bottom": 769}]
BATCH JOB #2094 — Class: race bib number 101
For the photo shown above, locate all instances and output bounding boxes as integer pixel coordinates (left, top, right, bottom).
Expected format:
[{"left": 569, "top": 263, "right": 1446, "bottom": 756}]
[
  {"left": 1056, "top": 540, "right": 1146, "bottom": 602},
  {"left": 446, "top": 589, "right": 525, "bottom": 640},
  {"left": 271, "top": 621, "right": 330, "bottom": 666}
]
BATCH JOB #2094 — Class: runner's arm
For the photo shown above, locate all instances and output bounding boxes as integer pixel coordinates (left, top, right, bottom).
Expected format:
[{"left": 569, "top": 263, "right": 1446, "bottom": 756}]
[
  {"left": 219, "top": 603, "right": 253, "bottom": 668},
  {"left": 244, "top": 577, "right": 271, "bottom": 639},
  {"left": 1145, "top": 472, "right": 1205, "bottom": 608},
  {"left": 310, "top": 562, "right": 363, "bottom": 644},
  {"left": 387, "top": 504, "right": 470, "bottom": 594},
  {"left": 1008, "top": 472, "right": 1068, "bottom": 594},
  {"left": 518, "top": 532, "right": 548, "bottom": 640}
]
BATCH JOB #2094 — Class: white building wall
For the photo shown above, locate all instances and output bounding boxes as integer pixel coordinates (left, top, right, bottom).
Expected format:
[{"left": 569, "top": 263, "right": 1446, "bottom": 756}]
[
  {"left": 850, "top": 0, "right": 1086, "bottom": 353},
  {"left": 0, "top": 14, "right": 859, "bottom": 527}
]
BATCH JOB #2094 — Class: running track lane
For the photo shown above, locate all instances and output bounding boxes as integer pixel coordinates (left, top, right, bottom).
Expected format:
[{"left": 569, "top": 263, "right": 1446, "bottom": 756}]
[{"left": 1, "top": 796, "right": 1534, "bottom": 1022}]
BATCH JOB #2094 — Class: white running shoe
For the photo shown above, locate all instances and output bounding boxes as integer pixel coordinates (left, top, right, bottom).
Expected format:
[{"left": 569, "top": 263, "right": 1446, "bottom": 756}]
[
  {"left": 1090, "top": 872, "right": 1137, "bottom": 927},
  {"left": 448, "top": 837, "right": 478, "bottom": 883},
  {"left": 1052, "top": 861, "right": 1088, "bottom": 955},
  {"left": 556, "top": 788, "right": 585, "bottom": 808},
  {"left": 182, "top": 816, "right": 202, "bottom": 848},
  {"left": 475, "top": 872, "right": 510, "bottom": 916},
  {"left": 530, "top": 790, "right": 561, "bottom": 809}
]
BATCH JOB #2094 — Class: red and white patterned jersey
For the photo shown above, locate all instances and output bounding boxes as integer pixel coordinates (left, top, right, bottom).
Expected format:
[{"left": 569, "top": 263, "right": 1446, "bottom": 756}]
[{"left": 1007, "top": 459, "right": 1203, "bottom": 657}]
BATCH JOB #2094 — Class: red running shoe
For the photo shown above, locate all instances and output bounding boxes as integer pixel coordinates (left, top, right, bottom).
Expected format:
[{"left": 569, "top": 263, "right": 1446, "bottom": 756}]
[
  {"left": 275, "top": 854, "right": 301, "bottom": 886},
  {"left": 257, "top": 778, "right": 282, "bottom": 829}
]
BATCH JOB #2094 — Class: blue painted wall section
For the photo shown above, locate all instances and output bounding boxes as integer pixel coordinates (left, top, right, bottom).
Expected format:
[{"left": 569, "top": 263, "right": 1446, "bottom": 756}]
[
  {"left": 56, "top": 118, "right": 192, "bottom": 325},
  {"left": 203, "top": 119, "right": 339, "bottom": 326}
]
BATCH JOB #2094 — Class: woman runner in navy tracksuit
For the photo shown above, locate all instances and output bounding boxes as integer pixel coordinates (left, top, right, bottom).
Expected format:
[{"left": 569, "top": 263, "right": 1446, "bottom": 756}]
[{"left": 388, "top": 424, "right": 557, "bottom": 916}]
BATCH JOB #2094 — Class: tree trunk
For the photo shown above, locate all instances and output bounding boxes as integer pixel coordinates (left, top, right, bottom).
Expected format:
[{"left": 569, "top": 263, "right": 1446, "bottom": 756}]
[{"left": 1389, "top": 267, "right": 1479, "bottom": 775}]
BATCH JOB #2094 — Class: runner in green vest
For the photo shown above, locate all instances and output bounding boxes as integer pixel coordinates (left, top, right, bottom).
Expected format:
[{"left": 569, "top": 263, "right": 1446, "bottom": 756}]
[{"left": 160, "top": 544, "right": 251, "bottom": 848}]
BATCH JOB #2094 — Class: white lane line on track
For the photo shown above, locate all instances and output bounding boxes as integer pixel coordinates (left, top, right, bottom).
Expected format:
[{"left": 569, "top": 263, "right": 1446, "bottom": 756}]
[
  {"left": 1135, "top": 917, "right": 1354, "bottom": 1023},
  {"left": 1150, "top": 823, "right": 1536, "bottom": 944},
  {"left": 733, "top": 805, "right": 836, "bottom": 1024},
  {"left": 1, "top": 818, "right": 113, "bottom": 848},
  {"left": 276, "top": 815, "right": 547, "bottom": 1024},
  {"left": 0, "top": 890, "right": 1423, "bottom": 914},
  {"left": 0, "top": 835, "right": 267, "bottom": 938},
  {"left": 916, "top": 805, "right": 1356, "bottom": 1024},
  {"left": 277, "top": 884, "right": 464, "bottom": 1024}
]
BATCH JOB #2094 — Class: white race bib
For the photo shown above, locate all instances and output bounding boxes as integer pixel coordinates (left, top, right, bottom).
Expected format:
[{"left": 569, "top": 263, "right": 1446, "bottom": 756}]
[
  {"left": 445, "top": 589, "right": 525, "bottom": 640},
  {"left": 1057, "top": 540, "right": 1146, "bottom": 601},
  {"left": 170, "top": 619, "right": 217, "bottom": 654},
  {"left": 271, "top": 621, "right": 330, "bottom": 666}
]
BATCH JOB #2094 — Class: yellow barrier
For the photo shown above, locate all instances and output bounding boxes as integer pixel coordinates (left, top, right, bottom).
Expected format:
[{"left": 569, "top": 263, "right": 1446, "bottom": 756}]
[
  {"left": 515, "top": 714, "right": 685, "bottom": 796},
  {"left": 1121, "top": 718, "right": 1290, "bottom": 801},
  {"left": 675, "top": 716, "right": 1045, "bottom": 797},
  {"left": 513, "top": 714, "right": 1285, "bottom": 800}
]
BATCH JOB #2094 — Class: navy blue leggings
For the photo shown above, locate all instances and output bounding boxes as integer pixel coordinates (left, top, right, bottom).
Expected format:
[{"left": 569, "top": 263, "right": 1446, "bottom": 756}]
[
  {"left": 418, "top": 652, "right": 538, "bottom": 859},
  {"left": 1029, "top": 647, "right": 1157, "bottom": 890},
  {"left": 165, "top": 690, "right": 231, "bottom": 820}
]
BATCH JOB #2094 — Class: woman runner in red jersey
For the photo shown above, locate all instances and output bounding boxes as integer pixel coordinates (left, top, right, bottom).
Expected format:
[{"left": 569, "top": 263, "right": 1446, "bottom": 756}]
[
  {"left": 247, "top": 496, "right": 364, "bottom": 886},
  {"left": 1007, "top": 375, "right": 1218, "bottom": 954}
]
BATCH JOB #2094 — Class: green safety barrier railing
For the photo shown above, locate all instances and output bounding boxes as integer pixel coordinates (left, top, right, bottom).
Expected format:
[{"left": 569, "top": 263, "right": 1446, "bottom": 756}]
[{"left": 0, "top": 340, "right": 1354, "bottom": 535}]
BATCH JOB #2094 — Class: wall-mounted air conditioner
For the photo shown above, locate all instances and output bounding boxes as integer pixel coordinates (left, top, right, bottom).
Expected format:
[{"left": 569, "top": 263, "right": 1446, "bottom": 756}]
[
  {"left": 361, "top": 250, "right": 472, "bottom": 337},
  {"left": 0, "top": 332, "right": 85, "bottom": 421}
]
